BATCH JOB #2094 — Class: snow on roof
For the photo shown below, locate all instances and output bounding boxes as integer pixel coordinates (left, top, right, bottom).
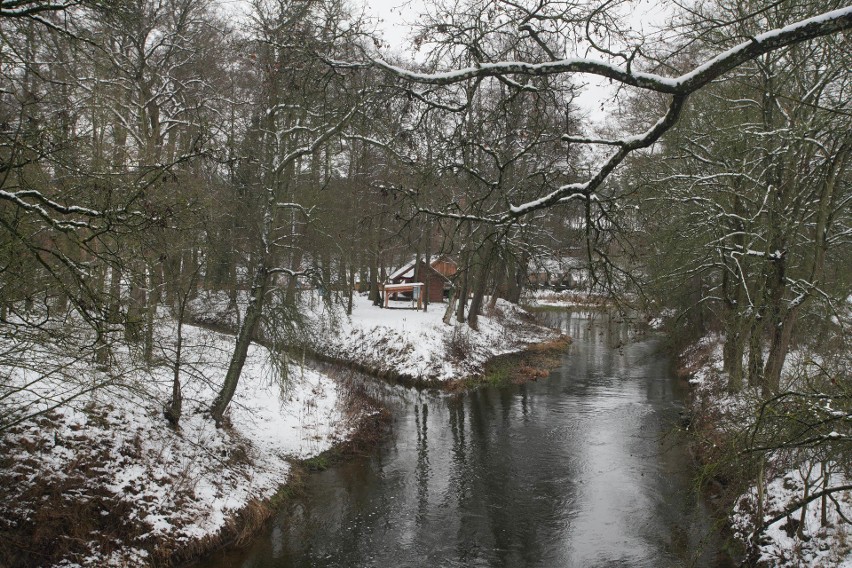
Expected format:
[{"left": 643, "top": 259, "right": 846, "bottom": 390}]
[
  {"left": 388, "top": 257, "right": 453, "bottom": 283},
  {"left": 388, "top": 259, "right": 416, "bottom": 281}
]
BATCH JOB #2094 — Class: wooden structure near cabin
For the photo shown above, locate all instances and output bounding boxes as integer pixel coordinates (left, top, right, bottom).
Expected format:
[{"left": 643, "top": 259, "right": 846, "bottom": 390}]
[
  {"left": 387, "top": 258, "right": 452, "bottom": 303},
  {"left": 380, "top": 282, "right": 425, "bottom": 309}
]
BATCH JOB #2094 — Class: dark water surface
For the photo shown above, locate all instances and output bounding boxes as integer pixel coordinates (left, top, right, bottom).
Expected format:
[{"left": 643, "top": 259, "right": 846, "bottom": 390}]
[{"left": 202, "top": 311, "right": 732, "bottom": 568}]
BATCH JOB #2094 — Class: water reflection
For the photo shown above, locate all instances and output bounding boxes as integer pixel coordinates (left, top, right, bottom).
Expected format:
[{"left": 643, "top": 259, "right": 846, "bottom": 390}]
[{"left": 201, "top": 311, "right": 731, "bottom": 568}]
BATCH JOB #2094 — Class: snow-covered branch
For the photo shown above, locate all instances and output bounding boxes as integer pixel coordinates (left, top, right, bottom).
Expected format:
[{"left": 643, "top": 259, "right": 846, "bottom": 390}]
[
  {"left": 370, "top": 8, "right": 852, "bottom": 96},
  {"left": 272, "top": 105, "right": 361, "bottom": 175},
  {"left": 0, "top": 0, "right": 80, "bottom": 18},
  {"left": 503, "top": 95, "right": 686, "bottom": 221}
]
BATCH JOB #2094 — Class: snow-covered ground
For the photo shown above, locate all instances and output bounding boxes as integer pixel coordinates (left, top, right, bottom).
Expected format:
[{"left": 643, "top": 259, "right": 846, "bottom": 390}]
[
  {"left": 522, "top": 288, "right": 610, "bottom": 308},
  {"left": 733, "top": 467, "right": 852, "bottom": 567},
  {"left": 189, "top": 289, "right": 560, "bottom": 383},
  {"left": 0, "top": 322, "right": 352, "bottom": 567},
  {"left": 307, "top": 293, "right": 559, "bottom": 382},
  {"left": 681, "top": 336, "right": 851, "bottom": 567}
]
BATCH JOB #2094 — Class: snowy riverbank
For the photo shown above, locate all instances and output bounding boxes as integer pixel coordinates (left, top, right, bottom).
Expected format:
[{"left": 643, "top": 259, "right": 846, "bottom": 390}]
[
  {"left": 680, "top": 337, "right": 851, "bottom": 567},
  {"left": 0, "top": 322, "right": 360, "bottom": 567},
  {"left": 187, "top": 290, "right": 563, "bottom": 385},
  {"left": 521, "top": 288, "right": 612, "bottom": 309},
  {"left": 307, "top": 294, "right": 561, "bottom": 384}
]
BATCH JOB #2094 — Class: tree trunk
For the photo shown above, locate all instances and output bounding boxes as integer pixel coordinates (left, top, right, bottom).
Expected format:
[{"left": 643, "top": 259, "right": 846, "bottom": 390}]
[
  {"left": 760, "top": 252, "right": 788, "bottom": 393},
  {"left": 125, "top": 262, "right": 146, "bottom": 343},
  {"left": 763, "top": 306, "right": 798, "bottom": 393},
  {"left": 763, "top": 144, "right": 845, "bottom": 391},
  {"left": 488, "top": 262, "right": 506, "bottom": 312},
  {"left": 455, "top": 267, "right": 468, "bottom": 324},
  {"left": 164, "top": 252, "right": 181, "bottom": 309},
  {"left": 210, "top": 263, "right": 269, "bottom": 424},
  {"left": 164, "top": 315, "right": 184, "bottom": 428},
  {"left": 347, "top": 260, "right": 355, "bottom": 316},
  {"left": 756, "top": 456, "right": 766, "bottom": 534},
  {"left": 143, "top": 261, "right": 161, "bottom": 365},
  {"left": 723, "top": 315, "right": 745, "bottom": 393},
  {"left": 467, "top": 269, "right": 488, "bottom": 330},
  {"left": 443, "top": 287, "right": 456, "bottom": 325},
  {"left": 821, "top": 461, "right": 830, "bottom": 527},
  {"left": 108, "top": 265, "right": 122, "bottom": 324},
  {"left": 94, "top": 320, "right": 111, "bottom": 368},
  {"left": 467, "top": 240, "right": 494, "bottom": 330},
  {"left": 369, "top": 260, "right": 380, "bottom": 305},
  {"left": 284, "top": 248, "right": 303, "bottom": 304},
  {"left": 423, "top": 232, "right": 431, "bottom": 312},
  {"left": 797, "top": 462, "right": 814, "bottom": 540},
  {"left": 747, "top": 315, "right": 765, "bottom": 389},
  {"left": 506, "top": 254, "right": 525, "bottom": 304}
]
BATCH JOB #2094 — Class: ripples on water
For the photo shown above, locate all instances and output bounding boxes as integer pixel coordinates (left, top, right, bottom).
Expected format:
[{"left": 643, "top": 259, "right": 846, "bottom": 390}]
[{"left": 202, "top": 311, "right": 733, "bottom": 568}]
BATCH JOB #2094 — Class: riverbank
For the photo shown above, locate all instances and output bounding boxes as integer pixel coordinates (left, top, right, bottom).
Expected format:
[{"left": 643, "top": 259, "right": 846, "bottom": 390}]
[
  {"left": 189, "top": 291, "right": 565, "bottom": 388},
  {"left": 678, "top": 336, "right": 852, "bottom": 567},
  {"left": 305, "top": 294, "right": 564, "bottom": 386},
  {"left": 446, "top": 334, "right": 573, "bottom": 391},
  {"left": 0, "top": 322, "right": 382, "bottom": 568},
  {"left": 522, "top": 288, "right": 611, "bottom": 309}
]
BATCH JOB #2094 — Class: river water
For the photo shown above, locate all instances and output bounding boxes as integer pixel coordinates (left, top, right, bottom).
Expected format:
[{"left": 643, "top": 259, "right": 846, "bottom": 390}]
[{"left": 202, "top": 311, "right": 733, "bottom": 568}]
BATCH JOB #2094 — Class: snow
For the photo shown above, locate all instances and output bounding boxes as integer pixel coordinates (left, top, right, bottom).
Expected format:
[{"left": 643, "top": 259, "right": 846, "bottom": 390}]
[
  {"left": 371, "top": 6, "right": 852, "bottom": 95},
  {"left": 676, "top": 6, "right": 852, "bottom": 90},
  {"left": 732, "top": 467, "right": 852, "bottom": 568},
  {"left": 387, "top": 258, "right": 417, "bottom": 281},
  {"left": 522, "top": 288, "right": 608, "bottom": 308},
  {"left": 308, "top": 293, "right": 558, "bottom": 382}
]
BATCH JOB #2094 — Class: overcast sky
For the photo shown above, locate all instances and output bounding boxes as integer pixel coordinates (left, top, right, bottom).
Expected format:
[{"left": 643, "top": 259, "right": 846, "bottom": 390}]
[{"left": 362, "top": 0, "right": 426, "bottom": 53}]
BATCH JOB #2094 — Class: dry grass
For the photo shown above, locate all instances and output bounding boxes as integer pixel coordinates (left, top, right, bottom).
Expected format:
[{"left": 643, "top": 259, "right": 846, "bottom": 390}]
[
  {"left": 0, "top": 413, "right": 147, "bottom": 568},
  {"left": 447, "top": 334, "right": 572, "bottom": 391},
  {"left": 675, "top": 338, "right": 717, "bottom": 380}
]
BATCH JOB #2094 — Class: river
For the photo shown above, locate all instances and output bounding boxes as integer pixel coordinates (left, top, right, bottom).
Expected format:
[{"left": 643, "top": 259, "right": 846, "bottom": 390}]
[{"left": 201, "top": 310, "right": 733, "bottom": 568}]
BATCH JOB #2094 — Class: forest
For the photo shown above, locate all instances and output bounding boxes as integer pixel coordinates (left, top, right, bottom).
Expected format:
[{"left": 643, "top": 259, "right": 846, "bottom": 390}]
[{"left": 0, "top": 0, "right": 850, "bottom": 566}]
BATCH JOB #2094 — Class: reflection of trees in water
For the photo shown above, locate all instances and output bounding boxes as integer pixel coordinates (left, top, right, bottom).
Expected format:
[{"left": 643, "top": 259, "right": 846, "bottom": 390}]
[
  {"left": 535, "top": 309, "right": 639, "bottom": 351},
  {"left": 414, "top": 402, "right": 430, "bottom": 523}
]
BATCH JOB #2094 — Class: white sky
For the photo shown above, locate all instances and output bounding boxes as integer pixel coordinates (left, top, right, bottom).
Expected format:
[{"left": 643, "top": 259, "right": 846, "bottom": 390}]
[
  {"left": 361, "top": 0, "right": 614, "bottom": 121},
  {"left": 361, "top": 0, "right": 426, "bottom": 54}
]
